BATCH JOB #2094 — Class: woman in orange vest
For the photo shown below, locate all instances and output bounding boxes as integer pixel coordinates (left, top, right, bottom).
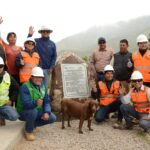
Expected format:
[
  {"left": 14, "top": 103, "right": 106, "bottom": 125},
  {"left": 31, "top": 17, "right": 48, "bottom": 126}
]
[
  {"left": 120, "top": 71, "right": 150, "bottom": 132},
  {"left": 91, "top": 65, "right": 122, "bottom": 123},
  {"left": 15, "top": 37, "right": 40, "bottom": 84}
]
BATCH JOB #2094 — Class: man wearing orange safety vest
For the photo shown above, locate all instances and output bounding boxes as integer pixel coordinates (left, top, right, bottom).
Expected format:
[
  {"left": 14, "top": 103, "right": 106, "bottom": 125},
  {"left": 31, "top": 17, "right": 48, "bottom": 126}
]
[
  {"left": 15, "top": 37, "right": 40, "bottom": 84},
  {"left": 120, "top": 71, "right": 150, "bottom": 132},
  {"left": 132, "top": 34, "right": 150, "bottom": 87},
  {"left": 91, "top": 65, "right": 122, "bottom": 123}
]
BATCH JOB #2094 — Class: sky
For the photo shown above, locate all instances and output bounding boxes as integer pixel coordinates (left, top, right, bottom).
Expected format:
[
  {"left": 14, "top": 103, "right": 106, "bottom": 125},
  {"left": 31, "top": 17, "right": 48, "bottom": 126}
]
[{"left": 0, "top": 0, "right": 150, "bottom": 46}]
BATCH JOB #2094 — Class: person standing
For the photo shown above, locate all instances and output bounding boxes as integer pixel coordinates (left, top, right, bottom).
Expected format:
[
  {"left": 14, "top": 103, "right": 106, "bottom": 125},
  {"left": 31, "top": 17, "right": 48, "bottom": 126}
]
[
  {"left": 112, "top": 39, "right": 133, "bottom": 81},
  {"left": 0, "top": 16, "right": 22, "bottom": 83},
  {"left": 16, "top": 67, "right": 56, "bottom": 141},
  {"left": 28, "top": 26, "right": 57, "bottom": 89},
  {"left": 15, "top": 37, "right": 40, "bottom": 84},
  {"left": 132, "top": 34, "right": 150, "bottom": 87},
  {"left": 90, "top": 37, "right": 113, "bottom": 81}
]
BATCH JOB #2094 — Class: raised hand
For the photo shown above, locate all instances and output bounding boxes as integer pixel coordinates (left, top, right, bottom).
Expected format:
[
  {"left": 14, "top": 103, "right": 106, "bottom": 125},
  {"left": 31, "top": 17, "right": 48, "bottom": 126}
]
[
  {"left": 0, "top": 16, "right": 3, "bottom": 24},
  {"left": 29, "top": 26, "right": 35, "bottom": 35}
]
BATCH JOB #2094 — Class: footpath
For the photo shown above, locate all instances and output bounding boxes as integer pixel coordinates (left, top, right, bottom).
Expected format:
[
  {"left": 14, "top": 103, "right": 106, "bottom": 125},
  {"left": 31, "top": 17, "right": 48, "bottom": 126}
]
[{"left": 0, "top": 120, "right": 24, "bottom": 150}]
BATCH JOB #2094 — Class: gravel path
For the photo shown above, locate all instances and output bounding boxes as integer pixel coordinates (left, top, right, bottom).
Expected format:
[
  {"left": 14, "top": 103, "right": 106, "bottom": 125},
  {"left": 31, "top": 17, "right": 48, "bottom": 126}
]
[{"left": 14, "top": 120, "right": 150, "bottom": 150}]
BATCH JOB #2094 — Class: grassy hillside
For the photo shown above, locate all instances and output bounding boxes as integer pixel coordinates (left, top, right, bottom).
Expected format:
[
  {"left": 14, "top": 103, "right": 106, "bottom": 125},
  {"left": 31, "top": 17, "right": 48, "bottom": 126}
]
[{"left": 56, "top": 16, "right": 150, "bottom": 57}]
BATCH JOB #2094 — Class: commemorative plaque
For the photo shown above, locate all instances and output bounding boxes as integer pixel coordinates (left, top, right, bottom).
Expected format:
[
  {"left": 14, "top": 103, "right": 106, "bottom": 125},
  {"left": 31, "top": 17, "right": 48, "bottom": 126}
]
[{"left": 61, "top": 64, "right": 90, "bottom": 98}]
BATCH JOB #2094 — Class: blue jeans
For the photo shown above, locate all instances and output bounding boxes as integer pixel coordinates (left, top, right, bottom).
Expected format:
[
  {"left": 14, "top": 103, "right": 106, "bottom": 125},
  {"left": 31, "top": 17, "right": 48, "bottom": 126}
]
[
  {"left": 120, "top": 104, "right": 150, "bottom": 131},
  {"left": 0, "top": 105, "right": 19, "bottom": 121},
  {"left": 43, "top": 69, "right": 51, "bottom": 90},
  {"left": 19, "top": 109, "right": 56, "bottom": 132},
  {"left": 95, "top": 98, "right": 122, "bottom": 122}
]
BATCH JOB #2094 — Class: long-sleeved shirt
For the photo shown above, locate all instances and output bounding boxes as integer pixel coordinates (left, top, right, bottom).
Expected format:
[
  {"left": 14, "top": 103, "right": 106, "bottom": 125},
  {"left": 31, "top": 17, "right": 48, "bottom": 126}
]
[
  {"left": 28, "top": 35, "right": 57, "bottom": 70},
  {"left": 121, "top": 85, "right": 150, "bottom": 104},
  {"left": 90, "top": 48, "right": 113, "bottom": 72},
  {"left": 19, "top": 79, "right": 51, "bottom": 114}
]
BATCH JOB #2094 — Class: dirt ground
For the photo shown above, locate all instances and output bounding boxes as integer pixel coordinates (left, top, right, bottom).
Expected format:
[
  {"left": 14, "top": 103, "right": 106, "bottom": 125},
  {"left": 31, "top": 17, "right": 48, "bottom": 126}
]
[{"left": 14, "top": 119, "right": 150, "bottom": 150}]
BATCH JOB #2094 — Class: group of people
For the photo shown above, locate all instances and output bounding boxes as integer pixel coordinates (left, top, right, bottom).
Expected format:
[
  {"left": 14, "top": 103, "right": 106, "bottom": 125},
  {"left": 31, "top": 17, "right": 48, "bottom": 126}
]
[
  {"left": 90, "top": 34, "right": 150, "bottom": 132},
  {"left": 0, "top": 17, "right": 57, "bottom": 141},
  {"left": 0, "top": 15, "right": 150, "bottom": 142}
]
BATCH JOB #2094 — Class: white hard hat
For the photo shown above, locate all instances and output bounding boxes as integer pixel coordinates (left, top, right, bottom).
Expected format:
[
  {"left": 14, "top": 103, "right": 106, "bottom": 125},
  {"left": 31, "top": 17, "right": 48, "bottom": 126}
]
[
  {"left": 104, "top": 65, "right": 114, "bottom": 72},
  {"left": 131, "top": 71, "right": 143, "bottom": 80},
  {"left": 0, "top": 57, "right": 4, "bottom": 65},
  {"left": 38, "top": 25, "right": 53, "bottom": 33},
  {"left": 136, "top": 34, "right": 148, "bottom": 43},
  {"left": 31, "top": 67, "right": 44, "bottom": 77},
  {"left": 24, "top": 37, "right": 36, "bottom": 45}
]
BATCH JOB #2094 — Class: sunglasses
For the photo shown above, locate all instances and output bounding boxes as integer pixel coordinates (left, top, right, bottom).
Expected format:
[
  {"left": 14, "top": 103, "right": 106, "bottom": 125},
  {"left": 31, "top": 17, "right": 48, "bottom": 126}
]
[
  {"left": 25, "top": 42, "right": 35, "bottom": 46},
  {"left": 0, "top": 65, "right": 4, "bottom": 68},
  {"left": 41, "top": 30, "right": 50, "bottom": 33},
  {"left": 132, "top": 79, "right": 143, "bottom": 83}
]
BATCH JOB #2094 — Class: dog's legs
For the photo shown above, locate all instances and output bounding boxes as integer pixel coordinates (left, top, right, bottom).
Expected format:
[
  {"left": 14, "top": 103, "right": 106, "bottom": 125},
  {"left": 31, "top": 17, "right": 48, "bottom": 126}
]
[
  {"left": 79, "top": 117, "right": 84, "bottom": 134},
  {"left": 62, "top": 112, "right": 65, "bottom": 129},
  {"left": 88, "top": 119, "right": 93, "bottom": 131},
  {"left": 67, "top": 115, "right": 71, "bottom": 127}
]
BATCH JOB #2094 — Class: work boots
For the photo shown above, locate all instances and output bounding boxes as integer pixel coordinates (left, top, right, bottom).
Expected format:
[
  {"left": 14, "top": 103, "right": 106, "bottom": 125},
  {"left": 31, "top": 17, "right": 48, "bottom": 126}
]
[
  {"left": 0, "top": 118, "right": 6, "bottom": 126},
  {"left": 24, "top": 131, "right": 36, "bottom": 141}
]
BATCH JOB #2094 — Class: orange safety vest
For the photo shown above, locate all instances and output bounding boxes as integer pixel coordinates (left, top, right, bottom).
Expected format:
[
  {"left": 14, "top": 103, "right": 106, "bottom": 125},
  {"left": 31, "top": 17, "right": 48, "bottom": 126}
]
[
  {"left": 98, "top": 80, "right": 120, "bottom": 106},
  {"left": 131, "top": 87, "right": 150, "bottom": 113},
  {"left": 19, "top": 51, "right": 40, "bottom": 83},
  {"left": 132, "top": 50, "right": 150, "bottom": 82}
]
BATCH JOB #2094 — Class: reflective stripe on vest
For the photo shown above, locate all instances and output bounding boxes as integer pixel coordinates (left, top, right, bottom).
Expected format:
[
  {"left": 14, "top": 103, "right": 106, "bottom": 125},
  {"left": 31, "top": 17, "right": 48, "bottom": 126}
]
[
  {"left": 0, "top": 72, "right": 11, "bottom": 106},
  {"left": 98, "top": 80, "right": 120, "bottom": 106},
  {"left": 131, "top": 87, "right": 150, "bottom": 113},
  {"left": 132, "top": 50, "right": 150, "bottom": 82},
  {"left": 19, "top": 51, "right": 39, "bottom": 83}
]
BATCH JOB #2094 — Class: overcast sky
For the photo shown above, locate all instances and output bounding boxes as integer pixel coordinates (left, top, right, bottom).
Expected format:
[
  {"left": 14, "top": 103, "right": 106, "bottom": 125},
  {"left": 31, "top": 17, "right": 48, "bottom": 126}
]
[{"left": 0, "top": 0, "right": 150, "bottom": 46}]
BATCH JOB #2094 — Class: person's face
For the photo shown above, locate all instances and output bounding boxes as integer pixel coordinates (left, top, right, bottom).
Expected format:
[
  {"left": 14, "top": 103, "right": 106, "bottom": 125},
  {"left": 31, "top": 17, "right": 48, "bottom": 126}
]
[
  {"left": 120, "top": 42, "right": 128, "bottom": 53},
  {"left": 104, "top": 71, "right": 113, "bottom": 81},
  {"left": 31, "top": 76, "right": 43, "bottom": 86},
  {"left": 7, "top": 34, "right": 16, "bottom": 45},
  {"left": 24, "top": 41, "right": 35, "bottom": 51},
  {"left": 98, "top": 41, "right": 106, "bottom": 50},
  {"left": 132, "top": 79, "right": 143, "bottom": 90},
  {"left": 138, "top": 42, "right": 148, "bottom": 50},
  {"left": 0, "top": 65, "right": 4, "bottom": 74},
  {"left": 41, "top": 30, "right": 51, "bottom": 38}
]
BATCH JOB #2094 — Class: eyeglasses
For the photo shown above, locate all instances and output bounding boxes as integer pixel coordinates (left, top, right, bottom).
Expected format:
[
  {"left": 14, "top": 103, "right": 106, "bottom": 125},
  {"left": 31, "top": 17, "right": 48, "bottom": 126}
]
[
  {"left": 0, "top": 65, "right": 4, "bottom": 68},
  {"left": 41, "top": 30, "right": 50, "bottom": 33},
  {"left": 132, "top": 79, "right": 143, "bottom": 83}
]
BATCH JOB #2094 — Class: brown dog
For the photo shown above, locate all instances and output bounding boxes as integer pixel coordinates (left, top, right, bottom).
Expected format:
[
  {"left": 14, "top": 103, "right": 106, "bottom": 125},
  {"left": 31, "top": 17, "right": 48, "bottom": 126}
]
[{"left": 61, "top": 99, "right": 98, "bottom": 134}]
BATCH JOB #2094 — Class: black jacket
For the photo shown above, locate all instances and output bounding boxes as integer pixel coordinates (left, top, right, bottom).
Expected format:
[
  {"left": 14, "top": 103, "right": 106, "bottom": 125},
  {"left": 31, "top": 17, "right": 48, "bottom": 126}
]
[{"left": 113, "top": 51, "right": 133, "bottom": 81}]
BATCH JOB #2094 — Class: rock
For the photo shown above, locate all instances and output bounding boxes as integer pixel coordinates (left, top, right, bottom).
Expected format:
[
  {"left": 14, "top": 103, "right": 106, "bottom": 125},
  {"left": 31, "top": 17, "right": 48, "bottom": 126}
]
[{"left": 50, "top": 51, "right": 96, "bottom": 112}]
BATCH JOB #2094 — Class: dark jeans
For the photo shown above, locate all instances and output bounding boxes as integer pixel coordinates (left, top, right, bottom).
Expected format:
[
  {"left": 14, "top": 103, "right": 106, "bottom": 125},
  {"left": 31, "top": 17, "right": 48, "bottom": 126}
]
[
  {"left": 0, "top": 105, "right": 19, "bottom": 121},
  {"left": 19, "top": 109, "right": 56, "bottom": 133},
  {"left": 120, "top": 104, "right": 150, "bottom": 131},
  {"left": 96, "top": 72, "right": 104, "bottom": 81},
  {"left": 95, "top": 98, "right": 122, "bottom": 122}
]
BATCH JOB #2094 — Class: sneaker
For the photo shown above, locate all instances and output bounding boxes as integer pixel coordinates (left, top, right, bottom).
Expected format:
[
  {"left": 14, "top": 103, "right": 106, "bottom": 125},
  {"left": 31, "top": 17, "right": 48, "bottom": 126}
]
[
  {"left": 0, "top": 118, "right": 6, "bottom": 126},
  {"left": 24, "top": 131, "right": 36, "bottom": 141}
]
